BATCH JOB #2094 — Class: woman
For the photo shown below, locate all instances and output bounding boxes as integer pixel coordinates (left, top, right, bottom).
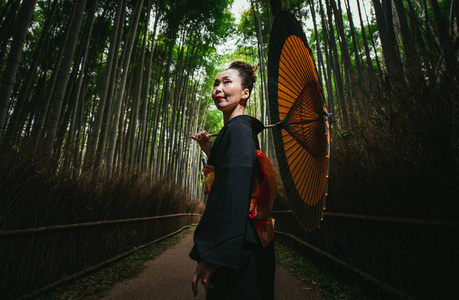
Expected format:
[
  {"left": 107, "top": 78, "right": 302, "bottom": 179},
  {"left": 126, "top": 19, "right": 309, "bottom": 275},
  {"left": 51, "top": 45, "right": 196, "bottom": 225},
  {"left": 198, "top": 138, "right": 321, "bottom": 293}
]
[{"left": 190, "top": 61, "right": 275, "bottom": 299}]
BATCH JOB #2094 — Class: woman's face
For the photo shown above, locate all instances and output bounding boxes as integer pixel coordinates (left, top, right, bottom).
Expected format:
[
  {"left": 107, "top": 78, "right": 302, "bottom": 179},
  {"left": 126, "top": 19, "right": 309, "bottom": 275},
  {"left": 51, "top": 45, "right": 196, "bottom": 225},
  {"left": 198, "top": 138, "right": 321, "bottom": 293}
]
[{"left": 212, "top": 69, "right": 249, "bottom": 113}]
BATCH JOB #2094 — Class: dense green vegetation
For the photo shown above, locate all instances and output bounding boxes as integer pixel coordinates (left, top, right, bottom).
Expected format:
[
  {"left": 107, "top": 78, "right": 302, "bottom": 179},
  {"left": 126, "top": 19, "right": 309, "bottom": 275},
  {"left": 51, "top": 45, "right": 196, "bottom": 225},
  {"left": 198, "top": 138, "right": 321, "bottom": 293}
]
[{"left": 0, "top": 0, "right": 458, "bottom": 299}]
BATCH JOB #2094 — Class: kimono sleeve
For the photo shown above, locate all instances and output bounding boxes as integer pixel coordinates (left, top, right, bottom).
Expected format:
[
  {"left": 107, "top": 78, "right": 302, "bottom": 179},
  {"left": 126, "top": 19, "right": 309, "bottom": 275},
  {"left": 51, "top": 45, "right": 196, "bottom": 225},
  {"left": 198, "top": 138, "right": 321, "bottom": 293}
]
[{"left": 189, "top": 120, "right": 256, "bottom": 268}]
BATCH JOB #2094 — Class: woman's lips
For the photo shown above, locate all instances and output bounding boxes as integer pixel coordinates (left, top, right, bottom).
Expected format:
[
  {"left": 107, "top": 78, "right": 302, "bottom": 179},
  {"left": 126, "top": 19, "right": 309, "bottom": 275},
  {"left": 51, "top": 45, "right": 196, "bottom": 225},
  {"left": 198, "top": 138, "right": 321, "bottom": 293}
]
[{"left": 215, "top": 97, "right": 225, "bottom": 102}]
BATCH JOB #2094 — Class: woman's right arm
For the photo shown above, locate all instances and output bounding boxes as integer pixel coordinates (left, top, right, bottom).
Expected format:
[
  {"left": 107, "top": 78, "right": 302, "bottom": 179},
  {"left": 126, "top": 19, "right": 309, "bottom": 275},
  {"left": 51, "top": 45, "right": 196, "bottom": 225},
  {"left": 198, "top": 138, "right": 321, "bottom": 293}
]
[{"left": 191, "top": 130, "right": 212, "bottom": 157}]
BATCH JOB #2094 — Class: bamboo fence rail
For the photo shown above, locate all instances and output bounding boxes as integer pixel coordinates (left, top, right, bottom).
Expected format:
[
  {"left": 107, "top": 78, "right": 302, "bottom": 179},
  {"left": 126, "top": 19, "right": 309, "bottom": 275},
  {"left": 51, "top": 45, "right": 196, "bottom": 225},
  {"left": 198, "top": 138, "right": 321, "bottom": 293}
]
[
  {"left": 0, "top": 213, "right": 202, "bottom": 237},
  {"left": 272, "top": 210, "right": 459, "bottom": 227}
]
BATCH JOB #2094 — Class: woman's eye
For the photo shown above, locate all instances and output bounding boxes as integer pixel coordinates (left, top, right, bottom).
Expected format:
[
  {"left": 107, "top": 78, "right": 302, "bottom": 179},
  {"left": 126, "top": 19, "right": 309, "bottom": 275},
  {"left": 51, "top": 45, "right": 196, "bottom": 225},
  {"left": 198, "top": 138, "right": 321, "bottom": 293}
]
[{"left": 224, "top": 80, "right": 231, "bottom": 84}]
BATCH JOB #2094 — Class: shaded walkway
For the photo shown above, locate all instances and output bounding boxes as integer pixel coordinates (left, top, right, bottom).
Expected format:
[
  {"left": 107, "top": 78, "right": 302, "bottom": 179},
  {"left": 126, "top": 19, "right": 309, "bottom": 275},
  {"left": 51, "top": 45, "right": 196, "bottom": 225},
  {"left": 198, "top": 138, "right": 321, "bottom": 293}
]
[{"left": 99, "top": 232, "right": 323, "bottom": 299}]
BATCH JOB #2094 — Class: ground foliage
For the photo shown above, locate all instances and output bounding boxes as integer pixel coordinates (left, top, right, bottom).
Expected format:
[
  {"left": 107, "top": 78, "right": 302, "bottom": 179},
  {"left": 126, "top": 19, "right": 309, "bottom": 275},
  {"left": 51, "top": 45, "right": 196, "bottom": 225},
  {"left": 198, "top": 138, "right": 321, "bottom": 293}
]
[{"left": 275, "top": 241, "right": 368, "bottom": 300}]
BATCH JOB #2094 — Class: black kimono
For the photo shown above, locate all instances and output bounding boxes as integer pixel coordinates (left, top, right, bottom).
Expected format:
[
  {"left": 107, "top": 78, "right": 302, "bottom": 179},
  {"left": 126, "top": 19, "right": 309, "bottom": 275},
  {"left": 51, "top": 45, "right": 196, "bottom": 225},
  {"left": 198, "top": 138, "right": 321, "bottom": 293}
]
[{"left": 189, "top": 115, "right": 275, "bottom": 299}]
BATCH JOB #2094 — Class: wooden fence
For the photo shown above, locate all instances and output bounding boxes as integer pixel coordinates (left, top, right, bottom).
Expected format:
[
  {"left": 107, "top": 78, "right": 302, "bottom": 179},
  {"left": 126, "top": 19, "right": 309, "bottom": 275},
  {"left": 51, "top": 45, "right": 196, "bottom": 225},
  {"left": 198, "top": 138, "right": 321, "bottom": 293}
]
[
  {"left": 272, "top": 210, "right": 458, "bottom": 299},
  {"left": 0, "top": 213, "right": 201, "bottom": 300},
  {"left": 3, "top": 208, "right": 456, "bottom": 299}
]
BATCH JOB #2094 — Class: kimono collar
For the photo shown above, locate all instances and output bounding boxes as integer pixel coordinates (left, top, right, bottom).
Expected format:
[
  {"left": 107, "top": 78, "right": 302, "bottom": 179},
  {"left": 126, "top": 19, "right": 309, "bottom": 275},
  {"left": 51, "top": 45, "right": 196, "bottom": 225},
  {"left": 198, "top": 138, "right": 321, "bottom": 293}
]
[{"left": 226, "top": 115, "right": 264, "bottom": 135}]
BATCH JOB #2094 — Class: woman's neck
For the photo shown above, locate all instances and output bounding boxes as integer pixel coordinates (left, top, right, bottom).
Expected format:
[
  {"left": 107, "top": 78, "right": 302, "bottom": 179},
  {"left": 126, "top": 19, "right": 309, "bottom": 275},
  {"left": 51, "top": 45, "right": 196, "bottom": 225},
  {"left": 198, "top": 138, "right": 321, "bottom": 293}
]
[{"left": 223, "top": 105, "right": 245, "bottom": 124}]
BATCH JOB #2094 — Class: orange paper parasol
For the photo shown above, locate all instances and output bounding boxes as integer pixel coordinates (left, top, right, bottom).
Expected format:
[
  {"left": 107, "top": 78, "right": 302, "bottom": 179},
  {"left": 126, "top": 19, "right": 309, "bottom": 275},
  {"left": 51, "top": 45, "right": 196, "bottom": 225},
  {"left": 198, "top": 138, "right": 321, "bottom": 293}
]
[{"left": 268, "top": 10, "right": 330, "bottom": 230}]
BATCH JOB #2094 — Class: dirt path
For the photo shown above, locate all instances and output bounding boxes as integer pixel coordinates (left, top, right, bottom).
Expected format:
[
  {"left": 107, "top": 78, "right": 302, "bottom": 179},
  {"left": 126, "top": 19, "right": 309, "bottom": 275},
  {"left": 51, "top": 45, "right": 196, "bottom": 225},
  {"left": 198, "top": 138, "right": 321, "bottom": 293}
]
[{"left": 99, "top": 232, "right": 323, "bottom": 299}]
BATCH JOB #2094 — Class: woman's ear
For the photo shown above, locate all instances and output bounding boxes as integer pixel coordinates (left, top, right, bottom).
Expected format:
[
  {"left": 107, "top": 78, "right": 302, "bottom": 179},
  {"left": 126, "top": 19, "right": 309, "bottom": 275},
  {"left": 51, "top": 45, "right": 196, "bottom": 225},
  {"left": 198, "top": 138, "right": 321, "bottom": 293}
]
[{"left": 240, "top": 88, "right": 250, "bottom": 105}]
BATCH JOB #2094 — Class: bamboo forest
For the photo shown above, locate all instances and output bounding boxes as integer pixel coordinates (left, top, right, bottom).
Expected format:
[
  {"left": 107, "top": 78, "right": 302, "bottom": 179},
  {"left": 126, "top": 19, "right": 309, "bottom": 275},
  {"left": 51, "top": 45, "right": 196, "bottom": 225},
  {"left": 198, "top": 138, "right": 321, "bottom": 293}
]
[{"left": 0, "top": 0, "right": 458, "bottom": 299}]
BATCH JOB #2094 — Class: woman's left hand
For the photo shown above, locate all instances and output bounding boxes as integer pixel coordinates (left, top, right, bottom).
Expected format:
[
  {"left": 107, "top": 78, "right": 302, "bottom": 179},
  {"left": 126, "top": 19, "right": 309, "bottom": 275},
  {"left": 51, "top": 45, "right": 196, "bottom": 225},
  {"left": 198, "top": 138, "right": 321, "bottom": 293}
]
[{"left": 191, "top": 261, "right": 218, "bottom": 296}]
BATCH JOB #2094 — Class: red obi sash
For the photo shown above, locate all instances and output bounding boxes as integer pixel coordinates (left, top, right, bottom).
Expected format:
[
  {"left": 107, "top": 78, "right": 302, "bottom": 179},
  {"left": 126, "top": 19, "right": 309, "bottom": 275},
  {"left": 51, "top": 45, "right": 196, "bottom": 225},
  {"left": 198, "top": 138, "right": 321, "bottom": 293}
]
[
  {"left": 249, "top": 150, "right": 277, "bottom": 247},
  {"left": 203, "top": 150, "right": 277, "bottom": 248}
]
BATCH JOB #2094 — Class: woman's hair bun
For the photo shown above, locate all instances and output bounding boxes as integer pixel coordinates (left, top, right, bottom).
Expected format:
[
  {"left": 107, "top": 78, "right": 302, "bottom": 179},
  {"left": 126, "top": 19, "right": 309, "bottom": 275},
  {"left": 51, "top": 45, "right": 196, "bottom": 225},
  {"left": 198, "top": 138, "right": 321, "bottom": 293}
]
[{"left": 227, "top": 61, "right": 257, "bottom": 96}]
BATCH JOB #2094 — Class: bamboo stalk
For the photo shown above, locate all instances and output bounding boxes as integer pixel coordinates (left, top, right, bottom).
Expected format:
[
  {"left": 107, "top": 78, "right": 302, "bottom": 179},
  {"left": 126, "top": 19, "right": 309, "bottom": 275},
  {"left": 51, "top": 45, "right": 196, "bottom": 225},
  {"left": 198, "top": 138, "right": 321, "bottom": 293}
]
[
  {"left": 18, "top": 224, "right": 198, "bottom": 300},
  {"left": 0, "top": 213, "right": 202, "bottom": 237},
  {"left": 272, "top": 210, "right": 459, "bottom": 227},
  {"left": 274, "top": 230, "right": 414, "bottom": 300}
]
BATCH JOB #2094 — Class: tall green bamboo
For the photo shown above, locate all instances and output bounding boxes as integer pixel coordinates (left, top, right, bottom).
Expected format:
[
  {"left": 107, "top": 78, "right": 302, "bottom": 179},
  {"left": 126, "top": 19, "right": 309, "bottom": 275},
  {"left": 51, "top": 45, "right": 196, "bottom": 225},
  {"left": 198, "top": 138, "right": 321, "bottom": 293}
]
[
  {"left": 324, "top": 0, "right": 349, "bottom": 128},
  {"left": 44, "top": 0, "right": 87, "bottom": 152},
  {"left": 0, "top": 0, "right": 37, "bottom": 138},
  {"left": 84, "top": 0, "right": 125, "bottom": 172},
  {"left": 372, "top": 0, "right": 405, "bottom": 84},
  {"left": 330, "top": 0, "right": 365, "bottom": 117},
  {"left": 4, "top": 0, "right": 58, "bottom": 143},
  {"left": 356, "top": 0, "right": 377, "bottom": 91},
  {"left": 105, "top": 0, "right": 144, "bottom": 173}
]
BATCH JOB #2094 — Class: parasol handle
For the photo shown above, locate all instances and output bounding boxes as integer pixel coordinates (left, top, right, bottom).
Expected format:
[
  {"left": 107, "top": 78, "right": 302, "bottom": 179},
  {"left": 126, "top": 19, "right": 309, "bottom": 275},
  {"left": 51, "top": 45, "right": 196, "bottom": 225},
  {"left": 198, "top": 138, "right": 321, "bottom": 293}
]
[
  {"left": 190, "top": 123, "right": 280, "bottom": 139},
  {"left": 264, "top": 124, "right": 276, "bottom": 129}
]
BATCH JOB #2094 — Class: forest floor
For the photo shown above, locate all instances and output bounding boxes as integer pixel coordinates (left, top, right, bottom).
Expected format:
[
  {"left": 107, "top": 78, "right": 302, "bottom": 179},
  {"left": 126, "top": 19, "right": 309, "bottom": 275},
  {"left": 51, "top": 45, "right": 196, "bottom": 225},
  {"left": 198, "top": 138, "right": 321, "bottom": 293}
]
[{"left": 94, "top": 232, "right": 323, "bottom": 300}]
